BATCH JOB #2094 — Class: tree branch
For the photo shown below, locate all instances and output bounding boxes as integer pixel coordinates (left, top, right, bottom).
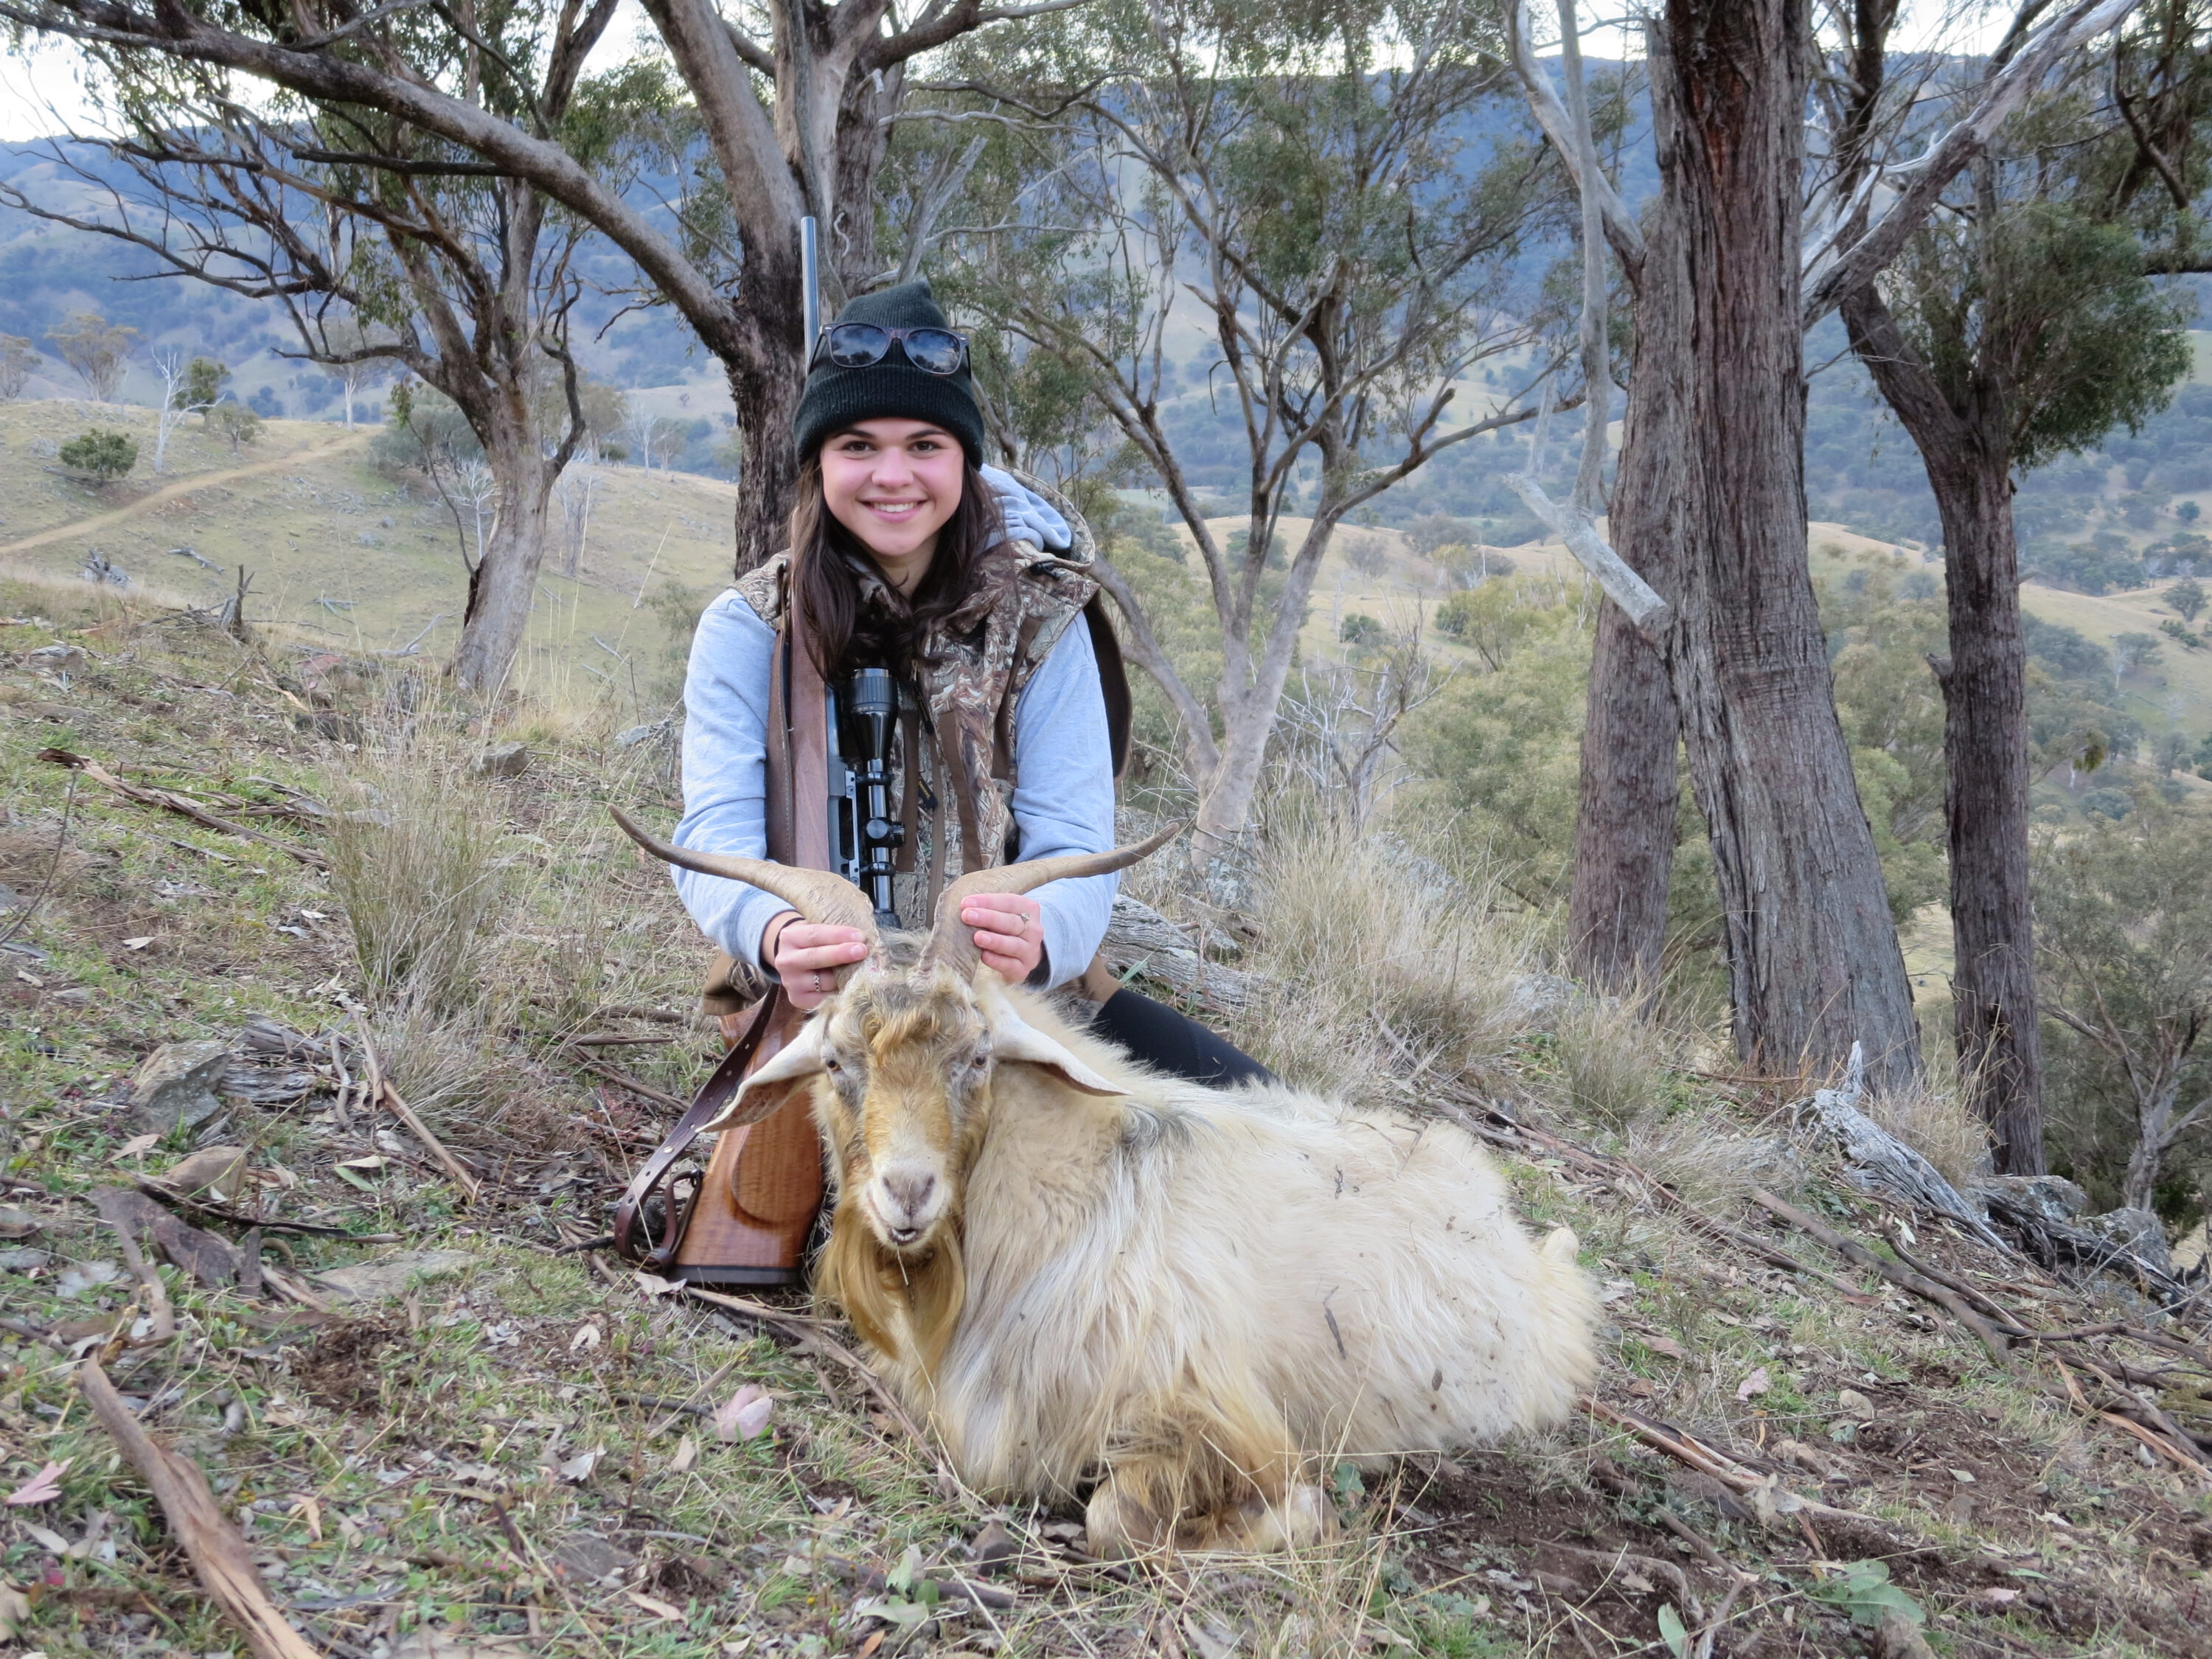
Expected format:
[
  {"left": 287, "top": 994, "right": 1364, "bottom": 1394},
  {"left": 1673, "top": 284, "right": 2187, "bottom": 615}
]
[
  {"left": 1506, "top": 0, "right": 1644, "bottom": 276},
  {"left": 1804, "top": 0, "right": 2143, "bottom": 325}
]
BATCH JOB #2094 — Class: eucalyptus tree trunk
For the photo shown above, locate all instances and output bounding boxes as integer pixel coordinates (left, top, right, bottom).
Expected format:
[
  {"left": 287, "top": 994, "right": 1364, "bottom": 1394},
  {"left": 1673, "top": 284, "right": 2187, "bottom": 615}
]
[
  {"left": 1568, "top": 81, "right": 1686, "bottom": 994},
  {"left": 451, "top": 437, "right": 558, "bottom": 693},
  {"left": 1650, "top": 0, "right": 1922, "bottom": 1092},
  {"left": 1843, "top": 287, "right": 2045, "bottom": 1172}
]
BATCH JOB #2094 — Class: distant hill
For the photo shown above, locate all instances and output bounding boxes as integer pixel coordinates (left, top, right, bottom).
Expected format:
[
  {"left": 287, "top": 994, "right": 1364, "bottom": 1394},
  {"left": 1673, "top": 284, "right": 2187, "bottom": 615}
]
[{"left": 0, "top": 139, "right": 724, "bottom": 417}]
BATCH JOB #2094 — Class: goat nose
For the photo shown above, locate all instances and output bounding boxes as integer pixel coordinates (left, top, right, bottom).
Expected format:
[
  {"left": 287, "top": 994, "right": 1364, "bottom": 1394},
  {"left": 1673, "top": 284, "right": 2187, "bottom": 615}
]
[{"left": 881, "top": 1168, "right": 937, "bottom": 1222}]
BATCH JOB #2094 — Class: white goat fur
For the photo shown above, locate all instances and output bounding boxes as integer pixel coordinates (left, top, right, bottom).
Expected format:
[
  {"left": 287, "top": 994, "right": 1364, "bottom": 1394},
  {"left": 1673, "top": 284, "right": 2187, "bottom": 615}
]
[{"left": 738, "top": 970, "right": 1599, "bottom": 1548}]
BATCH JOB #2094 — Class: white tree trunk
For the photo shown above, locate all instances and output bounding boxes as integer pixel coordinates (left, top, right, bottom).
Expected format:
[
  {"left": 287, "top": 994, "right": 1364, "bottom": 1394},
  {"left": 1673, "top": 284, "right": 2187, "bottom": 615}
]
[{"left": 450, "top": 445, "right": 554, "bottom": 693}]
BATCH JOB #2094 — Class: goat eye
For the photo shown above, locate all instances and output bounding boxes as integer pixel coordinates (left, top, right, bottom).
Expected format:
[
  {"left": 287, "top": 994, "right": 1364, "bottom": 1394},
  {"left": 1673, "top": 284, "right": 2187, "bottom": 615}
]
[
  {"left": 971, "top": 1054, "right": 989, "bottom": 1069},
  {"left": 824, "top": 1057, "right": 842, "bottom": 1074}
]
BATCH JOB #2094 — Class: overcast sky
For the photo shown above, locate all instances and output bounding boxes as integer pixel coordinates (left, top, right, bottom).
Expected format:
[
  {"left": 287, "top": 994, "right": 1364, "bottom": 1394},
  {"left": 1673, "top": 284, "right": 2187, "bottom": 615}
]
[{"left": 0, "top": 1, "right": 2020, "bottom": 146}]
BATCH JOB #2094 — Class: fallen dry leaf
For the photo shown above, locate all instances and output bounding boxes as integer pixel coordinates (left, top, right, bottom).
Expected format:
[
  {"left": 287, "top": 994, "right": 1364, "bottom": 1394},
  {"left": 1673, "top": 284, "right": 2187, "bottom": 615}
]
[
  {"left": 163, "top": 1144, "right": 248, "bottom": 1202},
  {"left": 570, "top": 1323, "right": 602, "bottom": 1352},
  {"left": 625, "top": 1590, "right": 686, "bottom": 1622},
  {"left": 3, "top": 1458, "right": 68, "bottom": 1506},
  {"left": 1736, "top": 1367, "right": 1771, "bottom": 1402},
  {"left": 0, "top": 1583, "right": 28, "bottom": 1641},
  {"left": 1836, "top": 1388, "right": 1874, "bottom": 1416},
  {"left": 1644, "top": 1335, "right": 1686, "bottom": 1360},
  {"left": 671, "top": 1435, "right": 699, "bottom": 1475},
  {"left": 110, "top": 1133, "right": 159, "bottom": 1163},
  {"left": 714, "top": 1384, "right": 773, "bottom": 1443},
  {"left": 122, "top": 936, "right": 153, "bottom": 950},
  {"left": 557, "top": 1447, "right": 604, "bottom": 1484}
]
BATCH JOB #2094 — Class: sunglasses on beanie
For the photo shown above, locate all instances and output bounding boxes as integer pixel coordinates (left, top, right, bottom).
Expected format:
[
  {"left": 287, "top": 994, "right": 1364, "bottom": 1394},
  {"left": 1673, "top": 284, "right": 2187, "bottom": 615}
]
[{"left": 809, "top": 322, "right": 970, "bottom": 377}]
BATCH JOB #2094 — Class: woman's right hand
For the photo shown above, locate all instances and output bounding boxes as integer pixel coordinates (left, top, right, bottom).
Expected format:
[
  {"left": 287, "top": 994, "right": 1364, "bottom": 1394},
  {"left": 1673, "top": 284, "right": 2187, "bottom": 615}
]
[{"left": 763, "top": 910, "right": 869, "bottom": 1009}]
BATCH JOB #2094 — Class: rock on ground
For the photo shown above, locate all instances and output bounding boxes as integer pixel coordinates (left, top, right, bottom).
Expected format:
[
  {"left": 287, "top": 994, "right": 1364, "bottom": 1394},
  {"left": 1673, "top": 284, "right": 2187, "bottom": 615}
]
[
  {"left": 314, "top": 1249, "right": 475, "bottom": 1301},
  {"left": 127, "top": 1040, "right": 232, "bottom": 1133}
]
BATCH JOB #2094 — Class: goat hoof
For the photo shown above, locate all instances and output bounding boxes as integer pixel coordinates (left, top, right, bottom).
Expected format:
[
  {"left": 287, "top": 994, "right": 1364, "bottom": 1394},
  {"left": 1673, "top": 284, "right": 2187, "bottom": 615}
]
[
  {"left": 1216, "top": 1484, "right": 1335, "bottom": 1553},
  {"left": 1084, "top": 1484, "right": 1170, "bottom": 1559}
]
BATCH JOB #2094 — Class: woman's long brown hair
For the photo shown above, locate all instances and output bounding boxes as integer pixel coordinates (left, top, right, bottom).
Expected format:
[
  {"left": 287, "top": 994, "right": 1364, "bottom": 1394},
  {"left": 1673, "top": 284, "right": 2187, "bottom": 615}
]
[{"left": 789, "top": 451, "right": 1004, "bottom": 680}]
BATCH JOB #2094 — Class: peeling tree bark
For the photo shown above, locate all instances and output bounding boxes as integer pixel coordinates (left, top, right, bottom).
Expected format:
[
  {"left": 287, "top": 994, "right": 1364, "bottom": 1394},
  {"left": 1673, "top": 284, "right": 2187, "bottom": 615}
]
[
  {"left": 1650, "top": 0, "right": 1922, "bottom": 1091},
  {"left": 1567, "top": 16, "right": 1688, "bottom": 993}
]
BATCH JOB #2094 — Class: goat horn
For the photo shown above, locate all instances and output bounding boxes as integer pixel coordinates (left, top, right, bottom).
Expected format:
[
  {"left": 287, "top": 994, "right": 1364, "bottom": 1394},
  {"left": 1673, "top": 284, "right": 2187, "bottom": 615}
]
[
  {"left": 608, "top": 806, "right": 880, "bottom": 942},
  {"left": 923, "top": 822, "right": 1184, "bottom": 977}
]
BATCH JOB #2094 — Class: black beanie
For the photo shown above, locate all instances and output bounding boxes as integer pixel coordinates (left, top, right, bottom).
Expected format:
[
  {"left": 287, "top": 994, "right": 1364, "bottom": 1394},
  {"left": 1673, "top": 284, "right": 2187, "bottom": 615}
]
[{"left": 791, "top": 279, "right": 987, "bottom": 467}]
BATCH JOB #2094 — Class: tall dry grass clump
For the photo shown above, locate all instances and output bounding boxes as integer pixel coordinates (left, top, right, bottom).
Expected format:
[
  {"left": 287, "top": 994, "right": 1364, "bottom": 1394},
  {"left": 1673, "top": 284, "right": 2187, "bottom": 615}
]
[
  {"left": 320, "top": 681, "right": 542, "bottom": 1139},
  {"left": 1239, "top": 812, "right": 1532, "bottom": 1105},
  {"left": 325, "top": 745, "right": 511, "bottom": 1018}
]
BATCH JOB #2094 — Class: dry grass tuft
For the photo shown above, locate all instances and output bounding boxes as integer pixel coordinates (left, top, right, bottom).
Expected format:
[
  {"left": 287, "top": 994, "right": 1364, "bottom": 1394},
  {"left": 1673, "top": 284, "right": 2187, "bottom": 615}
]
[
  {"left": 364, "top": 991, "right": 509, "bottom": 1130},
  {"left": 324, "top": 721, "right": 512, "bottom": 1018},
  {"left": 1545, "top": 990, "right": 1674, "bottom": 1134},
  {"left": 1866, "top": 1076, "right": 1992, "bottom": 1192},
  {"left": 1240, "top": 813, "right": 1531, "bottom": 1105}
]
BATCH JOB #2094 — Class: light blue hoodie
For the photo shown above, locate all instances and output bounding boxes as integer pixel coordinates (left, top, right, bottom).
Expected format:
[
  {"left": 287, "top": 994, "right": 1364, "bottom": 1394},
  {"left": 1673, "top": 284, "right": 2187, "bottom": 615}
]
[{"left": 669, "top": 467, "right": 1116, "bottom": 987}]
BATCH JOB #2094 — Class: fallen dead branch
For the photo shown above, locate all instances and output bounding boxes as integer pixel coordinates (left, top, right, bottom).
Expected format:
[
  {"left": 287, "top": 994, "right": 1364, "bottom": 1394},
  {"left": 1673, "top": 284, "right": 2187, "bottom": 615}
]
[
  {"left": 373, "top": 1083, "right": 481, "bottom": 1204},
  {"left": 1792, "top": 1043, "right": 2006, "bottom": 1249},
  {"left": 40, "top": 748, "right": 330, "bottom": 870},
  {"left": 77, "top": 1358, "right": 324, "bottom": 1659},
  {"left": 575, "top": 1057, "right": 689, "bottom": 1113},
  {"left": 129, "top": 1177, "right": 400, "bottom": 1242},
  {"left": 1750, "top": 1188, "right": 2014, "bottom": 1366},
  {"left": 1580, "top": 1396, "right": 1879, "bottom": 1534},
  {"left": 1442, "top": 1093, "right": 1876, "bottom": 1304},
  {"left": 351, "top": 1011, "right": 481, "bottom": 1204},
  {"left": 97, "top": 1202, "right": 176, "bottom": 1348},
  {"left": 1751, "top": 1192, "right": 2212, "bottom": 1483}
]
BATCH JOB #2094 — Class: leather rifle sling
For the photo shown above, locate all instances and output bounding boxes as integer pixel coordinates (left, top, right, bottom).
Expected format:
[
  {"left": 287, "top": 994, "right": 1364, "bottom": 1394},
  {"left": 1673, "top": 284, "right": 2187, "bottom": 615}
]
[
  {"left": 666, "top": 603, "right": 832, "bottom": 1279},
  {"left": 612, "top": 599, "right": 833, "bottom": 1279}
]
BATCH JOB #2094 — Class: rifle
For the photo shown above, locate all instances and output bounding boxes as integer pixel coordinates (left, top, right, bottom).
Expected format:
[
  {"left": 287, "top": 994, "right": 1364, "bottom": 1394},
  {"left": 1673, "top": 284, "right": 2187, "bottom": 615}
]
[{"left": 828, "top": 667, "right": 904, "bottom": 928}]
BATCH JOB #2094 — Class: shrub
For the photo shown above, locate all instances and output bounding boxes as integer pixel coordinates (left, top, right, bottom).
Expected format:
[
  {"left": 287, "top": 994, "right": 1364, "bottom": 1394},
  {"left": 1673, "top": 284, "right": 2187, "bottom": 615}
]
[
  {"left": 210, "top": 400, "right": 262, "bottom": 453},
  {"left": 58, "top": 427, "right": 137, "bottom": 481},
  {"left": 2080, "top": 787, "right": 2133, "bottom": 821}
]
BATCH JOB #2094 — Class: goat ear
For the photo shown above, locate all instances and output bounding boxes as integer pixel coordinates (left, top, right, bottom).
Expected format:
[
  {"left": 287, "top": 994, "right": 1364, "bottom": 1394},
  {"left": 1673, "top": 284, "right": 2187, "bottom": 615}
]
[
  {"left": 984, "top": 999, "right": 1128, "bottom": 1097},
  {"left": 703, "top": 1019, "right": 827, "bottom": 1132}
]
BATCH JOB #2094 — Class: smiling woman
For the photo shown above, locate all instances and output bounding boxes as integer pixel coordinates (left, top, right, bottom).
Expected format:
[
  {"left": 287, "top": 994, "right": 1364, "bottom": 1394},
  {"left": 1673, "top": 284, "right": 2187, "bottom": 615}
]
[{"left": 654, "top": 277, "right": 1273, "bottom": 1284}]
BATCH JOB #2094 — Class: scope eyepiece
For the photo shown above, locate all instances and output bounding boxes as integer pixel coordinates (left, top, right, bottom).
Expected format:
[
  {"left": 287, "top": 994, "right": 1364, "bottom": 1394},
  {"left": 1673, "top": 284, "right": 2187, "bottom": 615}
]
[{"left": 846, "top": 666, "right": 897, "bottom": 720}]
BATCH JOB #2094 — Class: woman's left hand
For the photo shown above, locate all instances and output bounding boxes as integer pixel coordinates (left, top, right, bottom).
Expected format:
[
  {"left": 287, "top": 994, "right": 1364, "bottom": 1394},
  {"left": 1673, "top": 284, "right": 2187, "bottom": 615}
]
[{"left": 959, "top": 892, "right": 1045, "bottom": 982}]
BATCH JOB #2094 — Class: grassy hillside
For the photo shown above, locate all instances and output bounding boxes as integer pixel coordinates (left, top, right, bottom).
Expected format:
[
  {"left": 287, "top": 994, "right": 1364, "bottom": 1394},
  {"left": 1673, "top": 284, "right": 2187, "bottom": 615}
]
[
  {"left": 0, "top": 398, "right": 740, "bottom": 704},
  {"left": 3, "top": 580, "right": 2211, "bottom": 1658}
]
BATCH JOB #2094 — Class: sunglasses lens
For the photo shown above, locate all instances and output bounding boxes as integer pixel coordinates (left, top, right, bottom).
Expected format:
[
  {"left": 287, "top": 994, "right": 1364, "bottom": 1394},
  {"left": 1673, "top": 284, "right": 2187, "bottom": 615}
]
[
  {"left": 824, "top": 324, "right": 891, "bottom": 367},
  {"left": 902, "top": 328, "right": 966, "bottom": 375}
]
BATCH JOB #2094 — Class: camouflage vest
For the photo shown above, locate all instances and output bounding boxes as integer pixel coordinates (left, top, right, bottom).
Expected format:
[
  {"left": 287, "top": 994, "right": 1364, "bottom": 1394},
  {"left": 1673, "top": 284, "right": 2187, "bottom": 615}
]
[{"left": 731, "top": 476, "right": 1125, "bottom": 937}]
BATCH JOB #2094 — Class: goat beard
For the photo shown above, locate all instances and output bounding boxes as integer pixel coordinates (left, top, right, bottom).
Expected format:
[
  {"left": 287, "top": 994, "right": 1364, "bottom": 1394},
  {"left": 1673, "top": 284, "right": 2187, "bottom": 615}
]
[{"left": 818, "top": 1194, "right": 967, "bottom": 1377}]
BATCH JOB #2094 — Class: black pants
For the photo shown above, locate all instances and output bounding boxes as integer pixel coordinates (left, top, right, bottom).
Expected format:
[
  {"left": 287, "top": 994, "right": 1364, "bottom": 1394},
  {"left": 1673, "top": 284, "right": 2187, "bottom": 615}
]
[{"left": 1088, "top": 987, "right": 1276, "bottom": 1088}]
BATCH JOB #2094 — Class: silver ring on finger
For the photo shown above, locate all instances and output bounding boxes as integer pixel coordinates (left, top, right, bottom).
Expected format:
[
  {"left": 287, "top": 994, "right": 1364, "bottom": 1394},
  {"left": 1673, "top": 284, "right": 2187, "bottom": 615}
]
[
  {"left": 810, "top": 971, "right": 822, "bottom": 994},
  {"left": 1015, "top": 912, "right": 1027, "bottom": 936}
]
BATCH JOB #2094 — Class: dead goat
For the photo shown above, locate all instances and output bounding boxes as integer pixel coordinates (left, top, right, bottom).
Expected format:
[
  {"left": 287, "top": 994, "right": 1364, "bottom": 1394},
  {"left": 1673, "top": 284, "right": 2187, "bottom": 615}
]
[{"left": 616, "top": 809, "right": 1598, "bottom": 1556}]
